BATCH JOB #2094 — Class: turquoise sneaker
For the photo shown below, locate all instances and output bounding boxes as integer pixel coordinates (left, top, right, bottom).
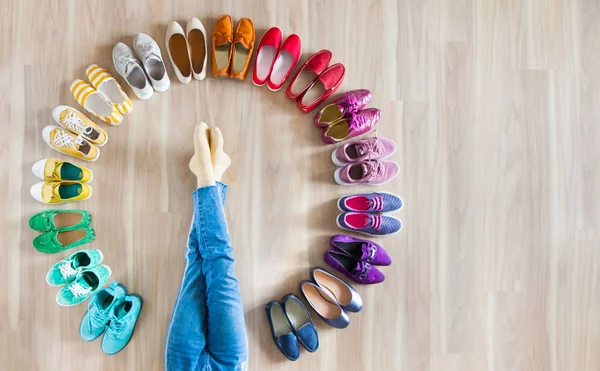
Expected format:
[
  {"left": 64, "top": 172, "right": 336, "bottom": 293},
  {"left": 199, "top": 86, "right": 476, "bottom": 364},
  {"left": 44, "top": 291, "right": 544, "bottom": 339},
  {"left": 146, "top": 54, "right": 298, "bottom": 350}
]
[
  {"left": 101, "top": 293, "right": 143, "bottom": 355},
  {"left": 46, "top": 249, "right": 104, "bottom": 286},
  {"left": 80, "top": 281, "right": 127, "bottom": 341},
  {"left": 56, "top": 265, "right": 112, "bottom": 306}
]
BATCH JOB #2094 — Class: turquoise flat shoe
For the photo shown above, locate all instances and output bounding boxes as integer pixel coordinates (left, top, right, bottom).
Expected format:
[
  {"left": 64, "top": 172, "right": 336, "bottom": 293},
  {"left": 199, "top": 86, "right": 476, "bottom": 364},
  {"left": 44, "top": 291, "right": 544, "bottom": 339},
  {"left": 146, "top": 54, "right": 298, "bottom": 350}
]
[{"left": 101, "top": 293, "right": 143, "bottom": 355}]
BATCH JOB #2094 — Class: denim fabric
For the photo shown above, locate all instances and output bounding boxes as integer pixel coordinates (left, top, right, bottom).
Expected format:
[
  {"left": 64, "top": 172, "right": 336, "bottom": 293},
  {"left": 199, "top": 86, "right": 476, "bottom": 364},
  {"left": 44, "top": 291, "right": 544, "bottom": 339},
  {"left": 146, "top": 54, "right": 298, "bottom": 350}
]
[{"left": 165, "top": 182, "right": 248, "bottom": 371}]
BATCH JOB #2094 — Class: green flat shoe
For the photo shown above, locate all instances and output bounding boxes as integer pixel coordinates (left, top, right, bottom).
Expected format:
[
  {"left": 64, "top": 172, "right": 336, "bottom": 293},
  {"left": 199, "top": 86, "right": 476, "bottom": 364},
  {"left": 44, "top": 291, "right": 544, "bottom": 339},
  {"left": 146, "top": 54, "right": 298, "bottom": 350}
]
[
  {"left": 56, "top": 265, "right": 112, "bottom": 306},
  {"left": 102, "top": 293, "right": 143, "bottom": 355},
  {"left": 46, "top": 249, "right": 104, "bottom": 286},
  {"left": 33, "top": 227, "right": 96, "bottom": 254},
  {"left": 29, "top": 209, "right": 91, "bottom": 232}
]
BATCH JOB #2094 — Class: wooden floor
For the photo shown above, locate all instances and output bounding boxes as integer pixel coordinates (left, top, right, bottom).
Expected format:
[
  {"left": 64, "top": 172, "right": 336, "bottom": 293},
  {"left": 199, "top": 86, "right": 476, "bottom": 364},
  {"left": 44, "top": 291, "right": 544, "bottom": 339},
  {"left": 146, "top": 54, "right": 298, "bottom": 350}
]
[{"left": 2, "top": 0, "right": 599, "bottom": 370}]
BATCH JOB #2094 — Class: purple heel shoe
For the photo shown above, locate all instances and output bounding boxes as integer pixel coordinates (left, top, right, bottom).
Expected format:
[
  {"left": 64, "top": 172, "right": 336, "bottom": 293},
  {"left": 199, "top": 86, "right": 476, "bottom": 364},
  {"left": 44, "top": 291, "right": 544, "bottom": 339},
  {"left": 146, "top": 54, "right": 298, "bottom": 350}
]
[
  {"left": 313, "top": 89, "right": 372, "bottom": 128},
  {"left": 330, "top": 234, "right": 392, "bottom": 266},
  {"left": 324, "top": 250, "right": 385, "bottom": 284}
]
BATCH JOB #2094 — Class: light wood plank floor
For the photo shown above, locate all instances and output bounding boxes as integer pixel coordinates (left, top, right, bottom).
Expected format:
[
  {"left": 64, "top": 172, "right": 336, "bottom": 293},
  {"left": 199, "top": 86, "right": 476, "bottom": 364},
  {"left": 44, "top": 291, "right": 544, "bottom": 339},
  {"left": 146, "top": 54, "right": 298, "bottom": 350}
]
[{"left": 2, "top": 0, "right": 599, "bottom": 370}]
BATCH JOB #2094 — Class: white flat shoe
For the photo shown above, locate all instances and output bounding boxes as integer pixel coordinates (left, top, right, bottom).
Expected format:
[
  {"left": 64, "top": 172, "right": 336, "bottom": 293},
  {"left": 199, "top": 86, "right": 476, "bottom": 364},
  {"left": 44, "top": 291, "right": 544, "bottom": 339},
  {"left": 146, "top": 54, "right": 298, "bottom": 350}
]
[
  {"left": 112, "top": 42, "right": 154, "bottom": 100},
  {"left": 133, "top": 33, "right": 171, "bottom": 92},
  {"left": 166, "top": 21, "right": 192, "bottom": 84},
  {"left": 186, "top": 17, "right": 208, "bottom": 80}
]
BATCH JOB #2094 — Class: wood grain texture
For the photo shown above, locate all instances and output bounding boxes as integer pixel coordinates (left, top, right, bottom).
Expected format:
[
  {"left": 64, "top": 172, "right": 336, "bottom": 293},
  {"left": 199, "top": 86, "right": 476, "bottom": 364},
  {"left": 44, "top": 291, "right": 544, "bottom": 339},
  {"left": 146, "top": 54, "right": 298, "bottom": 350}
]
[{"left": 1, "top": 0, "right": 599, "bottom": 370}]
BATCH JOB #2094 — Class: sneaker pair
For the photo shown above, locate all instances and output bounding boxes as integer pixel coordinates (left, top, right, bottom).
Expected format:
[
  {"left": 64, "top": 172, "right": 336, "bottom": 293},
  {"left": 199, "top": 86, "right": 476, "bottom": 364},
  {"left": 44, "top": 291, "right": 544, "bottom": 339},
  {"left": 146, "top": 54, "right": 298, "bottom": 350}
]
[
  {"left": 113, "top": 33, "right": 170, "bottom": 100},
  {"left": 336, "top": 192, "right": 403, "bottom": 236},
  {"left": 80, "top": 281, "right": 143, "bottom": 355},
  {"left": 324, "top": 234, "right": 392, "bottom": 284},
  {"left": 46, "top": 249, "right": 111, "bottom": 306},
  {"left": 30, "top": 158, "right": 93, "bottom": 204},
  {"left": 332, "top": 136, "right": 399, "bottom": 186},
  {"left": 314, "top": 89, "right": 380, "bottom": 144},
  {"left": 29, "top": 209, "right": 96, "bottom": 253},
  {"left": 29, "top": 210, "right": 96, "bottom": 254}
]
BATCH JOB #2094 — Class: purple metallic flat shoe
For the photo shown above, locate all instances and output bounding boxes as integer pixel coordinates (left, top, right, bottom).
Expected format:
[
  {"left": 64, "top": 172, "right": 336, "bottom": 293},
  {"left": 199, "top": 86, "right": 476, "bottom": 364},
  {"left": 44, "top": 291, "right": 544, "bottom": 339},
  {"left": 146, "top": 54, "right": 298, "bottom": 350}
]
[
  {"left": 336, "top": 212, "right": 402, "bottom": 236},
  {"left": 313, "top": 89, "right": 372, "bottom": 128},
  {"left": 329, "top": 234, "right": 392, "bottom": 266},
  {"left": 310, "top": 267, "right": 362, "bottom": 312},
  {"left": 321, "top": 108, "right": 380, "bottom": 144},
  {"left": 323, "top": 250, "right": 385, "bottom": 284},
  {"left": 337, "top": 192, "right": 403, "bottom": 214},
  {"left": 299, "top": 280, "right": 350, "bottom": 328}
]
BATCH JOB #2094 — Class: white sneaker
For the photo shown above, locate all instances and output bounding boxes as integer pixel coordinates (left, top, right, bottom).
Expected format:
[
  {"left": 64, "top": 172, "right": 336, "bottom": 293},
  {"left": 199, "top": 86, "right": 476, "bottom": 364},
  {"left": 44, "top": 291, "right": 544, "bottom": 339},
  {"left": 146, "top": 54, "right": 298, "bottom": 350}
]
[
  {"left": 112, "top": 42, "right": 154, "bottom": 100},
  {"left": 133, "top": 33, "right": 171, "bottom": 92},
  {"left": 166, "top": 21, "right": 193, "bottom": 84},
  {"left": 186, "top": 17, "right": 208, "bottom": 81}
]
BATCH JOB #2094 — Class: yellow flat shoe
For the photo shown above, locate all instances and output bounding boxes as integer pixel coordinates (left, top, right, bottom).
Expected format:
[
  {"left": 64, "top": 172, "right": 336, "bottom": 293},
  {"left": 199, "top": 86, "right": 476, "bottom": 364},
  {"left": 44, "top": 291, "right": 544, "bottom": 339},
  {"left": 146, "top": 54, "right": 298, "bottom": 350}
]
[
  {"left": 32, "top": 158, "right": 93, "bottom": 183},
  {"left": 42, "top": 125, "right": 100, "bottom": 162},
  {"left": 52, "top": 106, "right": 108, "bottom": 147},
  {"left": 85, "top": 64, "right": 133, "bottom": 115},
  {"left": 30, "top": 181, "right": 93, "bottom": 204},
  {"left": 70, "top": 79, "right": 123, "bottom": 126}
]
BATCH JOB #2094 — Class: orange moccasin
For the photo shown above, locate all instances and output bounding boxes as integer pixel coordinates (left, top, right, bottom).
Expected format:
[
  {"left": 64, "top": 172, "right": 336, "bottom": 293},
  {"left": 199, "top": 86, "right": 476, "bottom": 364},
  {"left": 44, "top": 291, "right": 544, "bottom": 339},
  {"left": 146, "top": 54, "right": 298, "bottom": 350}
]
[
  {"left": 230, "top": 17, "right": 255, "bottom": 80},
  {"left": 212, "top": 14, "right": 234, "bottom": 78}
]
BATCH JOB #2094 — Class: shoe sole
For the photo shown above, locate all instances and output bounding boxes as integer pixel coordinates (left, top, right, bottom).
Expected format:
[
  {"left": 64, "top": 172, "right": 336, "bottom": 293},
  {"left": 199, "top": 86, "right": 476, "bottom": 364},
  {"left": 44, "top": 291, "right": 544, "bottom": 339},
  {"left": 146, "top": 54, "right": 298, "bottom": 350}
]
[
  {"left": 335, "top": 214, "right": 403, "bottom": 237},
  {"left": 102, "top": 294, "right": 144, "bottom": 355},
  {"left": 333, "top": 167, "right": 397, "bottom": 186},
  {"left": 337, "top": 191, "right": 404, "bottom": 213},
  {"left": 331, "top": 146, "right": 397, "bottom": 167}
]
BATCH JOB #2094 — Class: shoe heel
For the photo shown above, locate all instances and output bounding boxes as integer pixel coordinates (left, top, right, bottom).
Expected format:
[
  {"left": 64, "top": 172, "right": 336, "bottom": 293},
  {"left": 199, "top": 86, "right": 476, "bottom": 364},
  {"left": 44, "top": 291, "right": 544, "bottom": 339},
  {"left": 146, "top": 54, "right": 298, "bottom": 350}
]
[{"left": 109, "top": 281, "right": 128, "bottom": 296}]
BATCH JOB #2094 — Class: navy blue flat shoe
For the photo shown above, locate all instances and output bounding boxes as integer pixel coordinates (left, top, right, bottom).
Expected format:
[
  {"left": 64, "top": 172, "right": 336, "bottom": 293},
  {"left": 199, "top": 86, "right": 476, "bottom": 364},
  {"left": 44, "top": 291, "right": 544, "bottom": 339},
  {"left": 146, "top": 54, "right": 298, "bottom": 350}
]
[
  {"left": 265, "top": 300, "right": 300, "bottom": 361},
  {"left": 299, "top": 280, "right": 350, "bottom": 329},
  {"left": 282, "top": 294, "right": 319, "bottom": 352}
]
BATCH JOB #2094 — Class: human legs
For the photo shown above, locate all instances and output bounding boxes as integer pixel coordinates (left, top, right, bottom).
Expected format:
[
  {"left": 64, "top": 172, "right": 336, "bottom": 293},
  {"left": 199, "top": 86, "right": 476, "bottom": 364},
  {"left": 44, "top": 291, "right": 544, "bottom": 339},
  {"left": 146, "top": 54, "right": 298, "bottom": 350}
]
[{"left": 165, "top": 123, "right": 246, "bottom": 371}]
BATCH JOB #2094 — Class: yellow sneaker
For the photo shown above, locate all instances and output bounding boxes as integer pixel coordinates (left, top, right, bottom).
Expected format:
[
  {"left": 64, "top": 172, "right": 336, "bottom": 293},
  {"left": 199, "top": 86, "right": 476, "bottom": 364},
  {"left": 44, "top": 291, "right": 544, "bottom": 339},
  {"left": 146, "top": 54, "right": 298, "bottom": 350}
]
[
  {"left": 52, "top": 106, "right": 108, "bottom": 147},
  {"left": 32, "top": 158, "right": 93, "bottom": 183},
  {"left": 30, "top": 181, "right": 93, "bottom": 204},
  {"left": 42, "top": 125, "right": 100, "bottom": 162},
  {"left": 70, "top": 79, "right": 123, "bottom": 126},
  {"left": 86, "top": 64, "right": 133, "bottom": 115}
]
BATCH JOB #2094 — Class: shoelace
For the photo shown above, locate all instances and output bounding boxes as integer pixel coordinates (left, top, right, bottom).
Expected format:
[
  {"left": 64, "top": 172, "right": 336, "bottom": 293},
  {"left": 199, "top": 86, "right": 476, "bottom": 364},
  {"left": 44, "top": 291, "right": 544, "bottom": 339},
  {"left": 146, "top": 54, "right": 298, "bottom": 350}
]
[
  {"left": 117, "top": 56, "right": 140, "bottom": 75},
  {"left": 369, "top": 195, "right": 384, "bottom": 212},
  {"left": 139, "top": 43, "right": 159, "bottom": 63},
  {"left": 348, "top": 112, "right": 372, "bottom": 131},
  {"left": 87, "top": 302, "right": 108, "bottom": 332},
  {"left": 58, "top": 263, "right": 77, "bottom": 279},
  {"left": 356, "top": 138, "right": 382, "bottom": 157},
  {"left": 338, "top": 92, "right": 362, "bottom": 113},
  {"left": 63, "top": 112, "right": 93, "bottom": 135},
  {"left": 68, "top": 282, "right": 91, "bottom": 298},
  {"left": 367, "top": 215, "right": 383, "bottom": 231},
  {"left": 109, "top": 316, "right": 127, "bottom": 335},
  {"left": 53, "top": 130, "right": 85, "bottom": 148},
  {"left": 359, "top": 161, "right": 385, "bottom": 183}
]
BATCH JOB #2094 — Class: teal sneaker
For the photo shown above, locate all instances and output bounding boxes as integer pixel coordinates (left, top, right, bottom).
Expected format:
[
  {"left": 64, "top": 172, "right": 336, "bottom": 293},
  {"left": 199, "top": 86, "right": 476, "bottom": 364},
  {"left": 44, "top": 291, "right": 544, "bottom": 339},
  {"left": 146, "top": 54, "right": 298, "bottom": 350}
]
[
  {"left": 80, "top": 281, "right": 127, "bottom": 341},
  {"left": 101, "top": 293, "right": 143, "bottom": 355},
  {"left": 46, "top": 249, "right": 104, "bottom": 286},
  {"left": 29, "top": 209, "right": 91, "bottom": 232},
  {"left": 56, "top": 265, "right": 112, "bottom": 306}
]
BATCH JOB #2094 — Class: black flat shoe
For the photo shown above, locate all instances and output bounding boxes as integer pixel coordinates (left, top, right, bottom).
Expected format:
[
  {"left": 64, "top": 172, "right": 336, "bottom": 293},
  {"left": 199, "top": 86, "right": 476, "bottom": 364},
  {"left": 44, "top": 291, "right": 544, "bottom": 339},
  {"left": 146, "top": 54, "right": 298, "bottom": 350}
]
[
  {"left": 265, "top": 300, "right": 300, "bottom": 361},
  {"left": 282, "top": 294, "right": 319, "bottom": 352}
]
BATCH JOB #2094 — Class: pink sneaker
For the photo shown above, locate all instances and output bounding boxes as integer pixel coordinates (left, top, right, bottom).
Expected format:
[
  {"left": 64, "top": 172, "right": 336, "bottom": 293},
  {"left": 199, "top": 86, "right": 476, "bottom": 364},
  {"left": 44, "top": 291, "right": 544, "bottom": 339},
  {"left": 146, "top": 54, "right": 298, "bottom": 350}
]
[
  {"left": 333, "top": 160, "right": 399, "bottom": 186},
  {"left": 313, "top": 89, "right": 372, "bottom": 128},
  {"left": 321, "top": 108, "right": 380, "bottom": 144},
  {"left": 331, "top": 137, "right": 396, "bottom": 166}
]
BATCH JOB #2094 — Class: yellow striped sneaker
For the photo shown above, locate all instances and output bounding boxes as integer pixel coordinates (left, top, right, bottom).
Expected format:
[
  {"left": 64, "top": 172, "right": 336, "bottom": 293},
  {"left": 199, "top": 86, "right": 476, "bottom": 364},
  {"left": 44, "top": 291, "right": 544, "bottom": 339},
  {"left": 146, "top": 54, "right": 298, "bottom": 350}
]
[
  {"left": 42, "top": 125, "right": 100, "bottom": 162},
  {"left": 52, "top": 106, "right": 108, "bottom": 147},
  {"left": 32, "top": 158, "right": 93, "bottom": 183},
  {"left": 30, "top": 181, "right": 92, "bottom": 204},
  {"left": 85, "top": 64, "right": 133, "bottom": 115},
  {"left": 70, "top": 79, "right": 123, "bottom": 126}
]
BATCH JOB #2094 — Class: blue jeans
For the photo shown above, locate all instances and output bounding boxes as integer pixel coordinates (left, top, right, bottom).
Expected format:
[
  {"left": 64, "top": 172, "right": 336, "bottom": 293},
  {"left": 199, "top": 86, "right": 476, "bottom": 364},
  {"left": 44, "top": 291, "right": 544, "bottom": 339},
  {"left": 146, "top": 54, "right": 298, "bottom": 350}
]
[{"left": 165, "top": 183, "right": 248, "bottom": 371}]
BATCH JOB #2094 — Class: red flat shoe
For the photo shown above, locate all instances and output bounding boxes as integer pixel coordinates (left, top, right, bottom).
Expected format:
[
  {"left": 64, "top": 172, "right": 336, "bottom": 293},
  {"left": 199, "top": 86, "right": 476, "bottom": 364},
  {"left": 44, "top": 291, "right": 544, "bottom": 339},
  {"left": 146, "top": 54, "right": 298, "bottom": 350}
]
[
  {"left": 267, "top": 34, "right": 302, "bottom": 91},
  {"left": 296, "top": 63, "right": 345, "bottom": 113},
  {"left": 252, "top": 27, "right": 282, "bottom": 86},
  {"left": 285, "top": 49, "right": 332, "bottom": 100}
]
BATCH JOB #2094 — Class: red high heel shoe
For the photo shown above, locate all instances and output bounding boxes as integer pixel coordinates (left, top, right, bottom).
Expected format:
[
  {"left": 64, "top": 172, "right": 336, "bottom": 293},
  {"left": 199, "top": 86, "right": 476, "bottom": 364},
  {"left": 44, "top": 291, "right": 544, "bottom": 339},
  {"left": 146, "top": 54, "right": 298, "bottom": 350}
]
[
  {"left": 285, "top": 49, "right": 332, "bottom": 100},
  {"left": 296, "top": 63, "right": 345, "bottom": 113},
  {"left": 252, "top": 27, "right": 282, "bottom": 86}
]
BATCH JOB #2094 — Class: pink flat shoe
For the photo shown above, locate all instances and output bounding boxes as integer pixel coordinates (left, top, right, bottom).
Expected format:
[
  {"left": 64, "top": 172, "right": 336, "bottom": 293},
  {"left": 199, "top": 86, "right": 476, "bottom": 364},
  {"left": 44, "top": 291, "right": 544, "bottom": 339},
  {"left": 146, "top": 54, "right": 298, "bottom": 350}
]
[
  {"left": 321, "top": 108, "right": 380, "bottom": 144},
  {"left": 314, "top": 89, "right": 372, "bottom": 128},
  {"left": 333, "top": 160, "right": 399, "bottom": 186},
  {"left": 296, "top": 63, "right": 345, "bottom": 113},
  {"left": 252, "top": 27, "right": 282, "bottom": 86},
  {"left": 331, "top": 137, "right": 397, "bottom": 166},
  {"left": 285, "top": 49, "right": 332, "bottom": 100},
  {"left": 267, "top": 33, "right": 302, "bottom": 91}
]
